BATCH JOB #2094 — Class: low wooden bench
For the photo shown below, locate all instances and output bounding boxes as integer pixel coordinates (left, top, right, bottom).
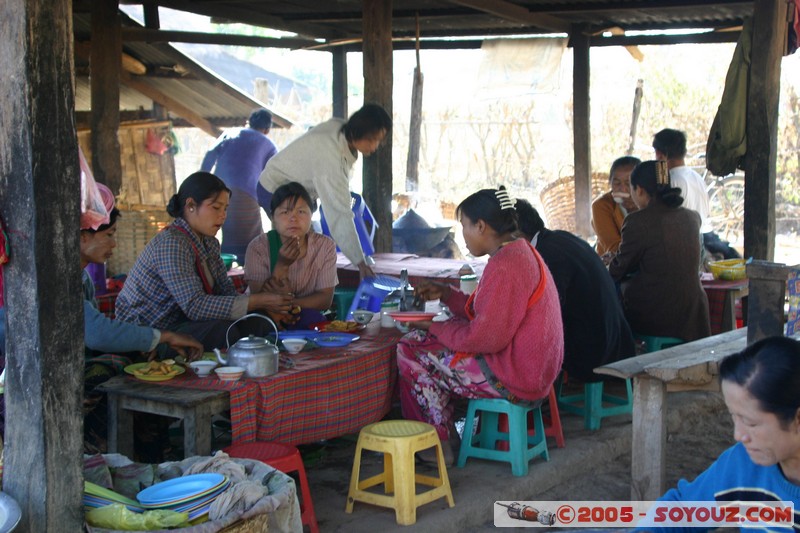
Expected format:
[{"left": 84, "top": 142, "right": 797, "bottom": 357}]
[
  {"left": 594, "top": 328, "right": 747, "bottom": 501},
  {"left": 98, "top": 376, "right": 231, "bottom": 459}
]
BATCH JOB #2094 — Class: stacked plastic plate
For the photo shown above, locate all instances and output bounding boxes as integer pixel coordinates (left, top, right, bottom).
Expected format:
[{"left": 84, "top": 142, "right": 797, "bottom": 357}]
[
  {"left": 84, "top": 481, "right": 145, "bottom": 513},
  {"left": 136, "top": 473, "right": 230, "bottom": 520}
]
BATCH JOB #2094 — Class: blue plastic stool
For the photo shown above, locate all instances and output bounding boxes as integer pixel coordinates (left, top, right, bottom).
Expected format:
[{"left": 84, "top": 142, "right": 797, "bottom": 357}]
[
  {"left": 457, "top": 398, "right": 549, "bottom": 476},
  {"left": 556, "top": 373, "right": 633, "bottom": 431},
  {"left": 320, "top": 192, "right": 377, "bottom": 257},
  {"left": 346, "top": 275, "right": 403, "bottom": 319},
  {"left": 636, "top": 334, "right": 685, "bottom": 353}
]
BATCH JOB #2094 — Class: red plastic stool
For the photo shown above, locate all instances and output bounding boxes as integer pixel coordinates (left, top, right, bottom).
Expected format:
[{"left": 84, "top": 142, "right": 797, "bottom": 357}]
[
  {"left": 496, "top": 384, "right": 565, "bottom": 449},
  {"left": 543, "top": 384, "right": 566, "bottom": 448},
  {"left": 224, "top": 441, "right": 319, "bottom": 533}
]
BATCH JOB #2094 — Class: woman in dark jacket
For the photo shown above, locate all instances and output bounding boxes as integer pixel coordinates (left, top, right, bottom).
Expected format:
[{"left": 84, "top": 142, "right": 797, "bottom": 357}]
[{"left": 609, "top": 160, "right": 711, "bottom": 342}]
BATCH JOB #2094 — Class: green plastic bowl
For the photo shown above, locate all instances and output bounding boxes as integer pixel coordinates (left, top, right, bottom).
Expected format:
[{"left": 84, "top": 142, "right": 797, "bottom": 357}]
[{"left": 220, "top": 253, "right": 238, "bottom": 270}]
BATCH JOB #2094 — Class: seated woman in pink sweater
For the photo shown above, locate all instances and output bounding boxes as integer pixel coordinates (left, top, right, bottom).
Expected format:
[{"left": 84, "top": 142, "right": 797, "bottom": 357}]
[{"left": 397, "top": 187, "right": 564, "bottom": 463}]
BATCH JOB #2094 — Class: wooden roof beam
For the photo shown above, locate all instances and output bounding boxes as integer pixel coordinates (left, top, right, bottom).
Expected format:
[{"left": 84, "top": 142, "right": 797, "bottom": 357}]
[
  {"left": 446, "top": 0, "right": 570, "bottom": 34},
  {"left": 143, "top": 0, "right": 351, "bottom": 41},
  {"left": 120, "top": 27, "right": 317, "bottom": 49},
  {"left": 75, "top": 40, "right": 147, "bottom": 74},
  {"left": 120, "top": 70, "right": 221, "bottom": 137},
  {"left": 609, "top": 27, "right": 644, "bottom": 62}
]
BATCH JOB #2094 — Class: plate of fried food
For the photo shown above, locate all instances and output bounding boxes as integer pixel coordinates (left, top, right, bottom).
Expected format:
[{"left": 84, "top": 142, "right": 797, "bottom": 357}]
[
  {"left": 310, "top": 320, "right": 365, "bottom": 333},
  {"left": 124, "top": 360, "right": 185, "bottom": 382}
]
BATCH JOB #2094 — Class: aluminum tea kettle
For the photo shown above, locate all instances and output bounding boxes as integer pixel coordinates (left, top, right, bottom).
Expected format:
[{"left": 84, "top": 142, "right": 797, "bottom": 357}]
[{"left": 214, "top": 313, "right": 280, "bottom": 378}]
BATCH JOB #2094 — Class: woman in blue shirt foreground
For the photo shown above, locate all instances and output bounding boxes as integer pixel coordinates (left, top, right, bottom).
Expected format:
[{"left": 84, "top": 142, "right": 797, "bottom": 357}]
[{"left": 642, "top": 336, "right": 800, "bottom": 531}]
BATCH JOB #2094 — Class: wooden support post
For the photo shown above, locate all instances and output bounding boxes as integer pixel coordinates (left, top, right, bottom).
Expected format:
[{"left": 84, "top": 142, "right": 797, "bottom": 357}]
[
  {"left": 332, "top": 48, "right": 348, "bottom": 119},
  {"left": 0, "top": 0, "right": 84, "bottom": 530},
  {"left": 143, "top": 1, "right": 160, "bottom": 28},
  {"left": 91, "top": 0, "right": 123, "bottom": 194},
  {"left": 746, "top": 260, "right": 790, "bottom": 343},
  {"left": 631, "top": 376, "right": 667, "bottom": 501},
  {"left": 405, "top": 14, "right": 423, "bottom": 192},
  {"left": 406, "top": 64, "right": 424, "bottom": 192},
  {"left": 743, "top": 0, "right": 787, "bottom": 261},
  {"left": 362, "top": 0, "right": 393, "bottom": 254},
  {"left": 572, "top": 27, "right": 592, "bottom": 238}
]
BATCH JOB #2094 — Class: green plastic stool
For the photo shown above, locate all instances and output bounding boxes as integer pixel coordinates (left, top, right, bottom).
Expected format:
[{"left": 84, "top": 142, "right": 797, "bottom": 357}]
[
  {"left": 332, "top": 288, "right": 357, "bottom": 320},
  {"left": 636, "top": 334, "right": 685, "bottom": 353},
  {"left": 456, "top": 398, "right": 549, "bottom": 476},
  {"left": 556, "top": 374, "right": 633, "bottom": 431}
]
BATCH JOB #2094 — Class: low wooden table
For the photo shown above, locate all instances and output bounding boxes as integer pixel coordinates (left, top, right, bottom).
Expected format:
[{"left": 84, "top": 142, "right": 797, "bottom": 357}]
[
  {"left": 595, "top": 328, "right": 747, "bottom": 501},
  {"left": 98, "top": 376, "right": 231, "bottom": 458}
]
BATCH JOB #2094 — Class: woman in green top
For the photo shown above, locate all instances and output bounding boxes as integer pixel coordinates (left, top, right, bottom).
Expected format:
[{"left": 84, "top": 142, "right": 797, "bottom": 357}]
[{"left": 244, "top": 182, "right": 338, "bottom": 329}]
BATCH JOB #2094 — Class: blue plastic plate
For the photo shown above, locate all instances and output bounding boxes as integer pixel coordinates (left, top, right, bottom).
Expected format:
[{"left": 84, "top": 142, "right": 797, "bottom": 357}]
[
  {"left": 137, "top": 473, "right": 225, "bottom": 506},
  {"left": 266, "top": 330, "right": 319, "bottom": 341},
  {"left": 312, "top": 332, "right": 361, "bottom": 347}
]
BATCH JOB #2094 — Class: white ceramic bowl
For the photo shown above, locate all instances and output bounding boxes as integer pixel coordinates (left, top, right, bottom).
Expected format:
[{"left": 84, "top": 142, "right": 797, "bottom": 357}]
[
  {"left": 351, "top": 309, "right": 375, "bottom": 325},
  {"left": 189, "top": 360, "right": 217, "bottom": 377},
  {"left": 215, "top": 366, "right": 245, "bottom": 381},
  {"left": 282, "top": 338, "right": 307, "bottom": 354}
]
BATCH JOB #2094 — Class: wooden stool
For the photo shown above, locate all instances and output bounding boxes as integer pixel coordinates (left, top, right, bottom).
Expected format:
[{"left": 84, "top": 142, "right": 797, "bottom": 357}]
[
  {"left": 224, "top": 441, "right": 318, "bottom": 533},
  {"left": 556, "top": 373, "right": 633, "bottom": 431},
  {"left": 345, "top": 420, "right": 455, "bottom": 525},
  {"left": 457, "top": 398, "right": 549, "bottom": 476}
]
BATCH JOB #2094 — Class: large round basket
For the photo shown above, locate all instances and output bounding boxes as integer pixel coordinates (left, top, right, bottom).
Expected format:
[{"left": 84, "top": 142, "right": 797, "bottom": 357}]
[{"left": 539, "top": 173, "right": 609, "bottom": 233}]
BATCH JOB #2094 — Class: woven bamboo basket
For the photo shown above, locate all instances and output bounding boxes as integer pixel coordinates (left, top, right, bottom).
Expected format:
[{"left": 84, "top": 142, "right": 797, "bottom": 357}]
[
  {"left": 219, "top": 513, "right": 268, "bottom": 532},
  {"left": 539, "top": 173, "right": 609, "bottom": 233},
  {"left": 107, "top": 207, "right": 172, "bottom": 276}
]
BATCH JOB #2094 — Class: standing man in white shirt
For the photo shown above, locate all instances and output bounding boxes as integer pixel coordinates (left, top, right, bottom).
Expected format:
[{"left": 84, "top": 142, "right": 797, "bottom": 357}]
[{"left": 653, "top": 128, "right": 740, "bottom": 259}]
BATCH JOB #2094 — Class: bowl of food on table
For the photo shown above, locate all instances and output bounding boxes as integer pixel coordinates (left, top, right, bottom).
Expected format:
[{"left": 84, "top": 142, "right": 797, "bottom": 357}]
[
  {"left": 351, "top": 309, "right": 375, "bottom": 325},
  {"left": 214, "top": 366, "right": 245, "bottom": 382},
  {"left": 708, "top": 258, "right": 747, "bottom": 280},
  {"left": 311, "top": 320, "right": 363, "bottom": 333},
  {"left": 124, "top": 360, "right": 184, "bottom": 382},
  {"left": 281, "top": 337, "right": 308, "bottom": 354},
  {"left": 189, "top": 360, "right": 218, "bottom": 377}
]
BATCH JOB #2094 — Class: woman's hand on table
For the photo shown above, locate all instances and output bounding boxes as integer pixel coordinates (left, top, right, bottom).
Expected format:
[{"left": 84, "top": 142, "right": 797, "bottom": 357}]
[
  {"left": 158, "top": 331, "right": 204, "bottom": 361},
  {"left": 414, "top": 280, "right": 451, "bottom": 302}
]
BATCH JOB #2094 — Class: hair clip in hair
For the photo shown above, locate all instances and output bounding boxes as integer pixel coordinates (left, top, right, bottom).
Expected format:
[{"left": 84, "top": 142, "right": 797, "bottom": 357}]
[
  {"left": 656, "top": 160, "right": 670, "bottom": 186},
  {"left": 495, "top": 187, "right": 516, "bottom": 210}
]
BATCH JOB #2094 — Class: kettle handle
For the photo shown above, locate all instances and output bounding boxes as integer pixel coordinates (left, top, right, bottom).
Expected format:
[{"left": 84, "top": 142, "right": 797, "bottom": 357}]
[{"left": 225, "top": 313, "right": 279, "bottom": 349}]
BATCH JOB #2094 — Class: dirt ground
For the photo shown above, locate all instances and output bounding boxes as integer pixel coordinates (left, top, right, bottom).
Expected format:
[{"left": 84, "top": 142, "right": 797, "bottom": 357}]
[
  {"left": 462, "top": 390, "right": 737, "bottom": 532},
  {"left": 292, "top": 387, "right": 736, "bottom": 532}
]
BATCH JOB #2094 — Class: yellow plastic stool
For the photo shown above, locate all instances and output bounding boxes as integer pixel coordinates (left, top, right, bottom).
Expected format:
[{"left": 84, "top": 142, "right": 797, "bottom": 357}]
[{"left": 345, "top": 420, "right": 455, "bottom": 525}]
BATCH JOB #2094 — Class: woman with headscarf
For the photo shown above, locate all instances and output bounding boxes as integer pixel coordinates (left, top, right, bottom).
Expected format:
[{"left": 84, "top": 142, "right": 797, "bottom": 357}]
[{"left": 81, "top": 184, "right": 203, "bottom": 454}]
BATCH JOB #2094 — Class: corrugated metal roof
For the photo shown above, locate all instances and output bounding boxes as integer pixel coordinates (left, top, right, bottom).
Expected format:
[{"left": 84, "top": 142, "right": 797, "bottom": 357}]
[
  {"left": 145, "top": 0, "right": 753, "bottom": 41},
  {"left": 73, "top": 10, "right": 295, "bottom": 135}
]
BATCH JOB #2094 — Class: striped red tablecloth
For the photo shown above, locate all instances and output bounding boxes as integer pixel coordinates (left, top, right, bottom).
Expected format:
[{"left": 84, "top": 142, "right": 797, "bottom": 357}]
[{"left": 135, "top": 327, "right": 403, "bottom": 446}]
